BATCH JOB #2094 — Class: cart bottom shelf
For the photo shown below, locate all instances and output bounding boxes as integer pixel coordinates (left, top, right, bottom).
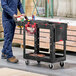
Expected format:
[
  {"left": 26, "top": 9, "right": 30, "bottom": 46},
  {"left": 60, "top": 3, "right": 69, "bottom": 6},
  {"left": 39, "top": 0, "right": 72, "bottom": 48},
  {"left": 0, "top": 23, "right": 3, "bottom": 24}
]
[{"left": 24, "top": 52, "right": 66, "bottom": 63}]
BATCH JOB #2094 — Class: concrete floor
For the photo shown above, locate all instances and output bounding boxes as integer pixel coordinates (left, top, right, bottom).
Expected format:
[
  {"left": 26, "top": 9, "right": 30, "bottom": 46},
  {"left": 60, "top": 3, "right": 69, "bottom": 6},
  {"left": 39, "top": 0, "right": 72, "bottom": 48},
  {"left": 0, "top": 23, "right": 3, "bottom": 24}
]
[{"left": 0, "top": 42, "right": 76, "bottom": 76}]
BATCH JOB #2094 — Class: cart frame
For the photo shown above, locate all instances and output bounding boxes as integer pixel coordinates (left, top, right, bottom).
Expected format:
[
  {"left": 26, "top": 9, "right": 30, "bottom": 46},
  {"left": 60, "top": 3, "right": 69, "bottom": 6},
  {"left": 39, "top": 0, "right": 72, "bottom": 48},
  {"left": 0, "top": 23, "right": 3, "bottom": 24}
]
[
  {"left": 22, "top": 20, "right": 67, "bottom": 68},
  {"left": 16, "top": 20, "right": 67, "bottom": 68}
]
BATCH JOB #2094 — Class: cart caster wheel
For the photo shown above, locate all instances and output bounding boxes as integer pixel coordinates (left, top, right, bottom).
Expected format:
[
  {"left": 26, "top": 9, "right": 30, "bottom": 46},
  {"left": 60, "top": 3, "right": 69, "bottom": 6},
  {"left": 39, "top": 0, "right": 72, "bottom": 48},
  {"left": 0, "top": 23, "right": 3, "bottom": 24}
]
[
  {"left": 37, "top": 61, "right": 40, "bottom": 65},
  {"left": 60, "top": 62, "right": 64, "bottom": 68},
  {"left": 49, "top": 64, "right": 54, "bottom": 69},
  {"left": 25, "top": 60, "right": 29, "bottom": 65}
]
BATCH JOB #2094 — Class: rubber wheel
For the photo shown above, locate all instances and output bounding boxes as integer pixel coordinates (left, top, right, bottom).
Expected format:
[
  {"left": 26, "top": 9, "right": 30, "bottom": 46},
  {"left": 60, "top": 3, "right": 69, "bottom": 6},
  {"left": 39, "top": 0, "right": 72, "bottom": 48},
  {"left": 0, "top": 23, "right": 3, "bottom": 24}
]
[
  {"left": 25, "top": 60, "right": 29, "bottom": 65},
  {"left": 49, "top": 64, "right": 54, "bottom": 69},
  {"left": 60, "top": 62, "right": 64, "bottom": 68},
  {"left": 37, "top": 61, "right": 40, "bottom": 65}
]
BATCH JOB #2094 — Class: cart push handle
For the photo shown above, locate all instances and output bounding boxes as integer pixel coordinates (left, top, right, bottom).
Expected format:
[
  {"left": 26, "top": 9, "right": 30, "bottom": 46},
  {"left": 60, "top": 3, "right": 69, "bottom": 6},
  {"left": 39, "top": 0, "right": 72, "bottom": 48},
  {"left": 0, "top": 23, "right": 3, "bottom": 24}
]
[
  {"left": 13, "top": 15, "right": 28, "bottom": 22},
  {"left": 14, "top": 15, "right": 37, "bottom": 34}
]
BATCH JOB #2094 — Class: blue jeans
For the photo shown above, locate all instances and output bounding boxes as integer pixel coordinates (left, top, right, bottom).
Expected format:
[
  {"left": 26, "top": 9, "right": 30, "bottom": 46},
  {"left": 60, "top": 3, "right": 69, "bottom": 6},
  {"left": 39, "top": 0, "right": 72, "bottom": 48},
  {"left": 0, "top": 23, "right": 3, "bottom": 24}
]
[{"left": 2, "top": 20, "right": 16, "bottom": 58}]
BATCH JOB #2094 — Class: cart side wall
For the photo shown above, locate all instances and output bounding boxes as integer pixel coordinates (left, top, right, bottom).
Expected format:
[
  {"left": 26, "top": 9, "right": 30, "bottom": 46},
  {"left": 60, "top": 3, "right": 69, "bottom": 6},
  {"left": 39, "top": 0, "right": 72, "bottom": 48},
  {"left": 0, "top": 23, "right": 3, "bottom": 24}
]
[{"left": 13, "top": 25, "right": 76, "bottom": 52}]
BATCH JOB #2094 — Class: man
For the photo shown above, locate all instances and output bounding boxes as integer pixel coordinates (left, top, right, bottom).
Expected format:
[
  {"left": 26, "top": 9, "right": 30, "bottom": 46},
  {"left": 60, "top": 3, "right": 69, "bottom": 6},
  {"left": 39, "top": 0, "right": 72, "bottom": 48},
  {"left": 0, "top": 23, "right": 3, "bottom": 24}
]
[{"left": 1, "top": 0, "right": 25, "bottom": 63}]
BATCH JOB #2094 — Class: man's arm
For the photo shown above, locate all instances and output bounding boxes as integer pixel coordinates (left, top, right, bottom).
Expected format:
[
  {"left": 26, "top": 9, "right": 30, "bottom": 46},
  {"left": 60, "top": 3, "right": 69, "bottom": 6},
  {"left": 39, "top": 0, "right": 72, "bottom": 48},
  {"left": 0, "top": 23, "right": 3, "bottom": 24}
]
[
  {"left": 18, "top": 0, "right": 25, "bottom": 14},
  {"left": 1, "top": 0, "right": 15, "bottom": 17}
]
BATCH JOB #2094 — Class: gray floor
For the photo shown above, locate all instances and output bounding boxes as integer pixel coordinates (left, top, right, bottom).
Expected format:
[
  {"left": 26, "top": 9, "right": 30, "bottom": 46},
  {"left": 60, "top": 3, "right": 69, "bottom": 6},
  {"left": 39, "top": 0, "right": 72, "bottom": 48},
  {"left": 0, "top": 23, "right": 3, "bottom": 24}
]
[{"left": 0, "top": 42, "right": 76, "bottom": 76}]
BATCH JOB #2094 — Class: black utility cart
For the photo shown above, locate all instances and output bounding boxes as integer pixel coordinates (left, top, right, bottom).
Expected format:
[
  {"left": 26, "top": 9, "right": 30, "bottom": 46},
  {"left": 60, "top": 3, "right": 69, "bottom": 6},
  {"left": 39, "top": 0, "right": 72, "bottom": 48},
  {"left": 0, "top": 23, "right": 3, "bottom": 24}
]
[{"left": 16, "top": 19, "right": 67, "bottom": 69}]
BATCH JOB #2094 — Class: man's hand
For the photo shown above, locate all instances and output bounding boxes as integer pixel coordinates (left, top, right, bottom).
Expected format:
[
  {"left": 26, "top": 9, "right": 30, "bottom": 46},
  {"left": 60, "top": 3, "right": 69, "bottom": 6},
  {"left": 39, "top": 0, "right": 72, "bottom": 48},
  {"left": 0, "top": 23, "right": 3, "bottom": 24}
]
[
  {"left": 21, "top": 14, "right": 26, "bottom": 17},
  {"left": 13, "top": 14, "right": 18, "bottom": 21},
  {"left": 13, "top": 14, "right": 18, "bottom": 18}
]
